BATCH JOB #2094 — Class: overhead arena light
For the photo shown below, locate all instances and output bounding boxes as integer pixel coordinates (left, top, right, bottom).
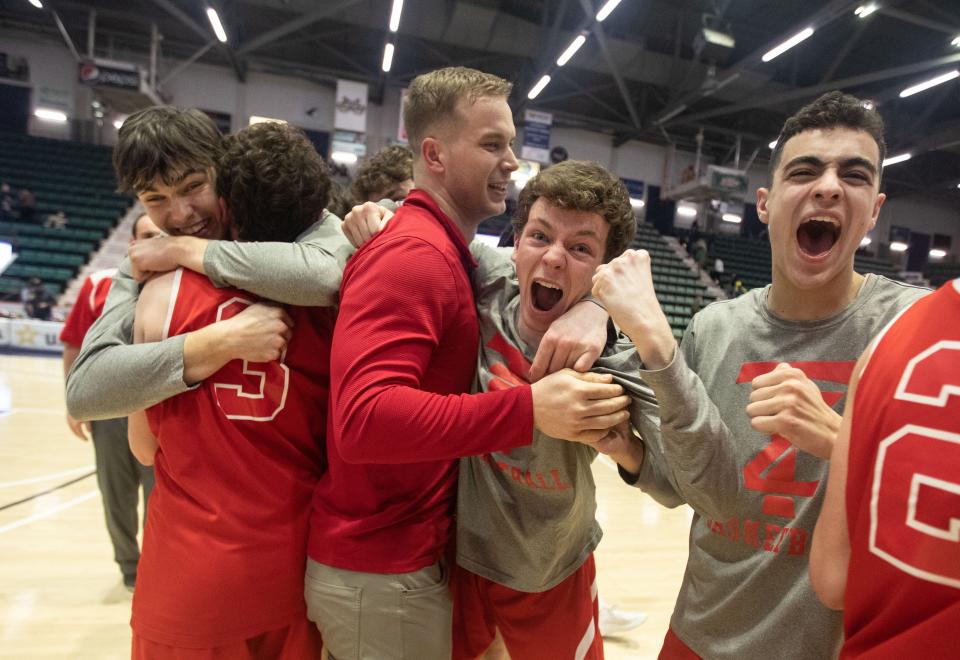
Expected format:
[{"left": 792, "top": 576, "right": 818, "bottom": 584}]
[
  {"left": 206, "top": 7, "right": 228, "bottom": 43},
  {"left": 556, "top": 34, "right": 587, "bottom": 67},
  {"left": 860, "top": 236, "right": 872, "bottom": 247},
  {"left": 331, "top": 151, "right": 359, "bottom": 165},
  {"left": 929, "top": 248, "right": 947, "bottom": 259},
  {"left": 889, "top": 241, "right": 908, "bottom": 252},
  {"left": 34, "top": 108, "right": 67, "bottom": 123},
  {"left": 899, "top": 69, "right": 959, "bottom": 98},
  {"left": 595, "top": 0, "right": 622, "bottom": 22},
  {"left": 527, "top": 75, "right": 551, "bottom": 100},
  {"left": 768, "top": 139, "right": 778, "bottom": 149},
  {"left": 722, "top": 213, "right": 742, "bottom": 224},
  {"left": 630, "top": 198, "right": 645, "bottom": 209},
  {"left": 882, "top": 153, "right": 911, "bottom": 167},
  {"left": 677, "top": 206, "right": 698, "bottom": 218},
  {"left": 28, "top": 0, "right": 43, "bottom": 8},
  {"left": 382, "top": 42, "right": 395, "bottom": 72},
  {"left": 854, "top": 4, "right": 878, "bottom": 18},
  {"left": 389, "top": 0, "right": 403, "bottom": 32},
  {"left": 953, "top": 35, "right": 960, "bottom": 48},
  {"left": 762, "top": 27, "right": 814, "bottom": 63}
]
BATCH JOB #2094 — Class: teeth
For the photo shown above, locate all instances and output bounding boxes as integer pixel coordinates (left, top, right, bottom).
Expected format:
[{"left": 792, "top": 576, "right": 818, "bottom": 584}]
[
  {"left": 536, "top": 280, "right": 561, "bottom": 290},
  {"left": 804, "top": 216, "right": 839, "bottom": 226}
]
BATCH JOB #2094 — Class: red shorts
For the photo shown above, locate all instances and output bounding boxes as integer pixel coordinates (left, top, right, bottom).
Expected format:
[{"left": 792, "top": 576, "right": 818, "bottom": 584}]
[
  {"left": 131, "top": 617, "right": 323, "bottom": 660},
  {"left": 452, "top": 553, "right": 603, "bottom": 660},
  {"left": 659, "top": 626, "right": 702, "bottom": 660}
]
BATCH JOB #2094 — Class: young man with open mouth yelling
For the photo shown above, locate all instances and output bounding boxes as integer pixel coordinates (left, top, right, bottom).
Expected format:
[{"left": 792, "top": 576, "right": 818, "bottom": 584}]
[
  {"left": 454, "top": 160, "right": 679, "bottom": 660},
  {"left": 587, "top": 92, "right": 928, "bottom": 660}
]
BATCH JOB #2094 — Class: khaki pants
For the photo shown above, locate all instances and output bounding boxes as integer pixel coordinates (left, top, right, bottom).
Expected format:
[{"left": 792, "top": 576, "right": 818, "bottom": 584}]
[{"left": 304, "top": 558, "right": 452, "bottom": 660}]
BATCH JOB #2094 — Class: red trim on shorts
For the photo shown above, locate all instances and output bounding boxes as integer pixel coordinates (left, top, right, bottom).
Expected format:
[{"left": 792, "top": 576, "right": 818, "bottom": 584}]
[
  {"left": 659, "top": 626, "right": 702, "bottom": 660},
  {"left": 132, "top": 618, "right": 322, "bottom": 659},
  {"left": 452, "top": 554, "right": 603, "bottom": 660}
]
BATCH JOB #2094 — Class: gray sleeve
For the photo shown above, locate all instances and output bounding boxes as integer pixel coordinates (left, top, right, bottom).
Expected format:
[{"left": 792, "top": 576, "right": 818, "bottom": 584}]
[
  {"left": 629, "top": 401, "right": 685, "bottom": 508},
  {"left": 202, "top": 210, "right": 354, "bottom": 306},
  {"left": 470, "top": 240, "right": 515, "bottom": 293},
  {"left": 65, "top": 260, "right": 191, "bottom": 421},
  {"left": 636, "top": 320, "right": 743, "bottom": 521}
]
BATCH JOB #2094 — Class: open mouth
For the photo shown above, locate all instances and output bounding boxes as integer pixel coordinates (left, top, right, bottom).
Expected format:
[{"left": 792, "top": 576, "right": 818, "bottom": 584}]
[
  {"left": 532, "top": 280, "right": 563, "bottom": 311},
  {"left": 797, "top": 218, "right": 840, "bottom": 257},
  {"left": 488, "top": 182, "right": 507, "bottom": 195}
]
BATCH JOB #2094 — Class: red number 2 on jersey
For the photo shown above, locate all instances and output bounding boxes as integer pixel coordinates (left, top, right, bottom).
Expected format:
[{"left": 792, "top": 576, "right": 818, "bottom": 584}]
[
  {"left": 870, "top": 342, "right": 960, "bottom": 589},
  {"left": 737, "top": 361, "right": 855, "bottom": 519},
  {"left": 211, "top": 298, "right": 290, "bottom": 422}
]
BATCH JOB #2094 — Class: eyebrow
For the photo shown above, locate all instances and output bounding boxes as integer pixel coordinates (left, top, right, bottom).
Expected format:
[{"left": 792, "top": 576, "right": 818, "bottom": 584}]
[
  {"left": 782, "top": 155, "right": 878, "bottom": 176},
  {"left": 141, "top": 169, "right": 203, "bottom": 193},
  {"left": 530, "top": 217, "right": 603, "bottom": 240}
]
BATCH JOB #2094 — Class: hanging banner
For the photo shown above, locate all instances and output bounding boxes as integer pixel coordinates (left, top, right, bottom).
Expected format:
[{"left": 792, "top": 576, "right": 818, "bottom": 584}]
[
  {"left": 78, "top": 58, "right": 141, "bottom": 90},
  {"left": 334, "top": 79, "right": 368, "bottom": 133},
  {"left": 521, "top": 109, "right": 552, "bottom": 163}
]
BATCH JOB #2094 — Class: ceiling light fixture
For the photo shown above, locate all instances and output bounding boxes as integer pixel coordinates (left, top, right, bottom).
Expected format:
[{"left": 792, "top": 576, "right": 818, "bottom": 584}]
[
  {"left": 899, "top": 69, "right": 959, "bottom": 98},
  {"left": 28, "top": 0, "right": 43, "bottom": 8},
  {"left": 206, "top": 7, "right": 228, "bottom": 43},
  {"left": 929, "top": 248, "right": 946, "bottom": 259},
  {"left": 882, "top": 153, "right": 911, "bottom": 167},
  {"left": 34, "top": 108, "right": 67, "bottom": 122},
  {"left": 595, "top": 0, "right": 622, "bottom": 22},
  {"left": 389, "top": 0, "right": 403, "bottom": 32},
  {"left": 762, "top": 27, "right": 814, "bottom": 63},
  {"left": 889, "top": 241, "right": 908, "bottom": 252},
  {"left": 382, "top": 42, "right": 395, "bottom": 72},
  {"left": 527, "top": 75, "right": 551, "bottom": 100},
  {"left": 860, "top": 236, "right": 872, "bottom": 247},
  {"left": 951, "top": 35, "right": 960, "bottom": 48},
  {"left": 854, "top": 4, "right": 878, "bottom": 18},
  {"left": 722, "top": 213, "right": 742, "bottom": 224},
  {"left": 677, "top": 206, "right": 698, "bottom": 218},
  {"left": 768, "top": 139, "right": 778, "bottom": 149},
  {"left": 557, "top": 34, "right": 587, "bottom": 67},
  {"left": 331, "top": 151, "right": 358, "bottom": 165}
]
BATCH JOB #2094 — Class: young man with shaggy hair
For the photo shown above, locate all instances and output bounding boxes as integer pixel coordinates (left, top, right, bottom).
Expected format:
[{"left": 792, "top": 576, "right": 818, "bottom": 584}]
[{"left": 453, "top": 159, "right": 681, "bottom": 659}]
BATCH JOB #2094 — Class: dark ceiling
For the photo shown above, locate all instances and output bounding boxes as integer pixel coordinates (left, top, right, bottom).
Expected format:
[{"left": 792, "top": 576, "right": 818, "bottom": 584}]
[{"left": 2, "top": 0, "right": 959, "bottom": 199}]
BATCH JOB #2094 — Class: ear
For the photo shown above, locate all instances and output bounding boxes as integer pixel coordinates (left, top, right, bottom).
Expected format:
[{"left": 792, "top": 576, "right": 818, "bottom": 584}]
[
  {"left": 868, "top": 192, "right": 885, "bottom": 231},
  {"left": 421, "top": 137, "right": 445, "bottom": 175},
  {"left": 756, "top": 187, "right": 771, "bottom": 225}
]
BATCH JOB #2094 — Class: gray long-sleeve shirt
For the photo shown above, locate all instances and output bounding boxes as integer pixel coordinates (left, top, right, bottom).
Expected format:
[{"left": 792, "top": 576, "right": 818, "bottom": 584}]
[
  {"left": 65, "top": 210, "right": 353, "bottom": 421},
  {"left": 634, "top": 274, "right": 927, "bottom": 660},
  {"left": 457, "top": 252, "right": 681, "bottom": 592}
]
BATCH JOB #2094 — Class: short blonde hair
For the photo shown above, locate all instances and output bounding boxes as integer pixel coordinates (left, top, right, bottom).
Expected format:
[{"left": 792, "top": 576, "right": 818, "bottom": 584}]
[{"left": 403, "top": 67, "right": 512, "bottom": 156}]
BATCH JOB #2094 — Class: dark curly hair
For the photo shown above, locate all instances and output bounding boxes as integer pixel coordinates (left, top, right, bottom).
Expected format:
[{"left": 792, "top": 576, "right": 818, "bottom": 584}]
[
  {"left": 216, "top": 122, "right": 330, "bottom": 243},
  {"left": 771, "top": 91, "right": 885, "bottom": 178},
  {"left": 350, "top": 145, "right": 414, "bottom": 203},
  {"left": 114, "top": 106, "right": 224, "bottom": 193},
  {"left": 512, "top": 160, "right": 636, "bottom": 262}
]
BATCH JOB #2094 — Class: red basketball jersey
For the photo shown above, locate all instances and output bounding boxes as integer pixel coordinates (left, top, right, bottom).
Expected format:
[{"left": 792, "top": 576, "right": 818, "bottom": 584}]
[
  {"left": 132, "top": 268, "right": 333, "bottom": 648},
  {"left": 59, "top": 269, "right": 114, "bottom": 345},
  {"left": 843, "top": 279, "right": 960, "bottom": 659}
]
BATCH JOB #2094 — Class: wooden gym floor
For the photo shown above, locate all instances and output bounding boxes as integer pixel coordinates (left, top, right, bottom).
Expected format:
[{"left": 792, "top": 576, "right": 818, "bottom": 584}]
[{"left": 0, "top": 352, "right": 691, "bottom": 659}]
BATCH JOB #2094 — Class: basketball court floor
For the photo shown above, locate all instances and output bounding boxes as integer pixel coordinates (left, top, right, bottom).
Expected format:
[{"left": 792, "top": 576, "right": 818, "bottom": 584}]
[{"left": 0, "top": 352, "right": 692, "bottom": 659}]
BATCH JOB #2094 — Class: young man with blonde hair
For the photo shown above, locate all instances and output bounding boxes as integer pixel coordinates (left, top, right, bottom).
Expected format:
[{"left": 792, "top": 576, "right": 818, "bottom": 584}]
[{"left": 306, "top": 67, "right": 629, "bottom": 660}]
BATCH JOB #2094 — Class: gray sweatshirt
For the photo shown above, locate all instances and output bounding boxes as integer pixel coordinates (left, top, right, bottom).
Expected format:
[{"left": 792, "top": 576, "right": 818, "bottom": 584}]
[
  {"left": 65, "top": 210, "right": 353, "bottom": 420},
  {"left": 636, "top": 274, "right": 927, "bottom": 660},
  {"left": 457, "top": 258, "right": 681, "bottom": 593}
]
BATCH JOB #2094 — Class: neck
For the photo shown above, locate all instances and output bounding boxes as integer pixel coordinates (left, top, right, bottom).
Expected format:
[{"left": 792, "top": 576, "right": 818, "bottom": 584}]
[
  {"left": 415, "top": 180, "right": 478, "bottom": 243},
  {"left": 767, "top": 268, "right": 866, "bottom": 321},
  {"left": 516, "top": 315, "right": 543, "bottom": 351}
]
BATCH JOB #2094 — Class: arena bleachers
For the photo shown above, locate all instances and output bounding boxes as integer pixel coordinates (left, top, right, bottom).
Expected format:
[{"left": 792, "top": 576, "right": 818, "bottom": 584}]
[
  {"left": 925, "top": 261, "right": 960, "bottom": 287},
  {"left": 0, "top": 132, "right": 132, "bottom": 299},
  {"left": 632, "top": 221, "right": 713, "bottom": 339}
]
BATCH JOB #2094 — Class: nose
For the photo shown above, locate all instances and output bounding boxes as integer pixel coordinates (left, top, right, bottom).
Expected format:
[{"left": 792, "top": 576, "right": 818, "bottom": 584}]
[
  {"left": 503, "top": 145, "right": 519, "bottom": 173},
  {"left": 812, "top": 168, "right": 843, "bottom": 202},
  {"left": 168, "top": 196, "right": 193, "bottom": 224},
  {"left": 543, "top": 241, "right": 565, "bottom": 268}
]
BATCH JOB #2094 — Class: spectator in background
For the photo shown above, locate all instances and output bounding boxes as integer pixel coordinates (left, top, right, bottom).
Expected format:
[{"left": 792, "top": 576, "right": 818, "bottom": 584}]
[
  {"left": 350, "top": 144, "right": 414, "bottom": 203},
  {"left": 45, "top": 210, "right": 68, "bottom": 230},
  {"left": 17, "top": 187, "right": 36, "bottom": 223},
  {"left": 0, "top": 182, "right": 14, "bottom": 221},
  {"left": 325, "top": 181, "right": 356, "bottom": 221},
  {"left": 60, "top": 213, "right": 161, "bottom": 592},
  {"left": 21, "top": 276, "right": 53, "bottom": 320}
]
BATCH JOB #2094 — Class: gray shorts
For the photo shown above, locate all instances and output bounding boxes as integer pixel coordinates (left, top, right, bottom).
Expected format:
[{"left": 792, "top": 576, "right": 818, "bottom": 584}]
[{"left": 304, "top": 558, "right": 452, "bottom": 660}]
